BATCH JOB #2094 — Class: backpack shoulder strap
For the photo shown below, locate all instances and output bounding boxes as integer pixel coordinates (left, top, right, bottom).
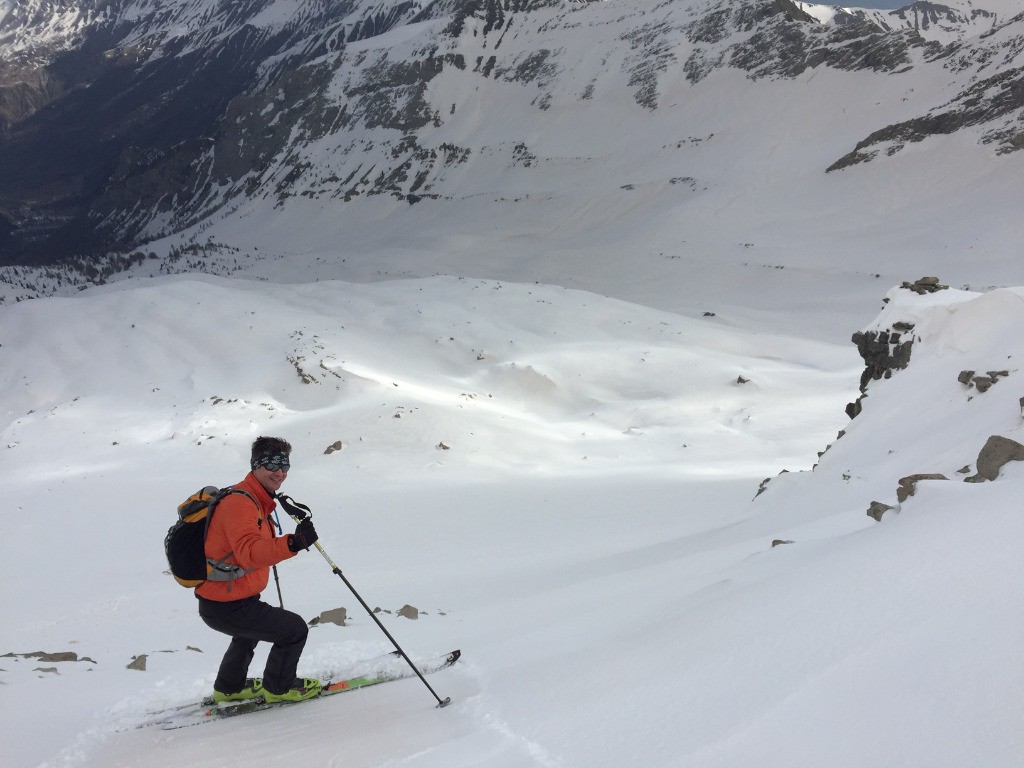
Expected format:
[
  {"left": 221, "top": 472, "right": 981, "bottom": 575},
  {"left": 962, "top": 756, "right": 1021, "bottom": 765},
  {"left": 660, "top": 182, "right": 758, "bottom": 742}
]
[
  {"left": 225, "top": 487, "right": 260, "bottom": 510},
  {"left": 203, "top": 488, "right": 262, "bottom": 585}
]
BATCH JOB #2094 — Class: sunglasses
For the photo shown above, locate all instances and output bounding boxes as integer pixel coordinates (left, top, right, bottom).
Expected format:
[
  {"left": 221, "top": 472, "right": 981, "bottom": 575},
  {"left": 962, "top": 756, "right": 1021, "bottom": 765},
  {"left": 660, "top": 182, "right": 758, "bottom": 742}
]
[{"left": 255, "top": 453, "right": 291, "bottom": 473}]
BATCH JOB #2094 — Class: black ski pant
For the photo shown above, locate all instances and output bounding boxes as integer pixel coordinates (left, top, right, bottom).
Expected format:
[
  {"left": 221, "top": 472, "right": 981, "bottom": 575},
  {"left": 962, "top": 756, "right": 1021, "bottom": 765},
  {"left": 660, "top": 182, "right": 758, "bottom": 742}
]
[{"left": 197, "top": 594, "right": 308, "bottom": 695}]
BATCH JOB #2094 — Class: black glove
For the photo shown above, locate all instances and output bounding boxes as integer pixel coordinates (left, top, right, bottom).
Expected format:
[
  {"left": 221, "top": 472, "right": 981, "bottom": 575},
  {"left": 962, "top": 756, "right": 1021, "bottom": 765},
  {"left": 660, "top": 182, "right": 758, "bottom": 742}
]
[{"left": 288, "top": 519, "right": 318, "bottom": 552}]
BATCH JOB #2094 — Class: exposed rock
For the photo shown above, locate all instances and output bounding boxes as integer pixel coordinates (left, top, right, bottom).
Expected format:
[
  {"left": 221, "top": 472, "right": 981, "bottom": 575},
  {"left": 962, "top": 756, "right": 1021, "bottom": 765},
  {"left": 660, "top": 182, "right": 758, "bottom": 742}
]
[
  {"left": 896, "top": 473, "right": 948, "bottom": 502},
  {"left": 397, "top": 604, "right": 419, "bottom": 620},
  {"left": 753, "top": 469, "right": 788, "bottom": 499},
  {"left": 972, "top": 376, "right": 995, "bottom": 393},
  {"left": 771, "top": 539, "right": 793, "bottom": 547},
  {"left": 317, "top": 607, "right": 348, "bottom": 626},
  {"left": 846, "top": 326, "right": 915, "bottom": 418},
  {"left": 31, "top": 651, "right": 79, "bottom": 662},
  {"left": 4, "top": 650, "right": 96, "bottom": 663},
  {"left": 899, "top": 276, "right": 948, "bottom": 294},
  {"left": 828, "top": 64, "right": 1024, "bottom": 171},
  {"left": 960, "top": 369, "right": 1011, "bottom": 393},
  {"left": 324, "top": 440, "right": 344, "bottom": 455},
  {"left": 965, "top": 435, "right": 1024, "bottom": 482},
  {"left": 126, "top": 654, "right": 147, "bottom": 671},
  {"left": 867, "top": 501, "right": 896, "bottom": 521}
]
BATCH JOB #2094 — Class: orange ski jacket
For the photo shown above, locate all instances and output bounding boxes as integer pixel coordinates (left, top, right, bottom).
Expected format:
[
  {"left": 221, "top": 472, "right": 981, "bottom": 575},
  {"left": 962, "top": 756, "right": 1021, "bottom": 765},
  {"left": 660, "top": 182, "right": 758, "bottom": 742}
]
[{"left": 195, "top": 472, "right": 295, "bottom": 601}]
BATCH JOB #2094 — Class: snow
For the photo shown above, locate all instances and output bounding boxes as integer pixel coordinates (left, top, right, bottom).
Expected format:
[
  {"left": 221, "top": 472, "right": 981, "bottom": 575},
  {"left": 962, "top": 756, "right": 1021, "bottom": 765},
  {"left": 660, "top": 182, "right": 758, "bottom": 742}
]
[
  {"left": 2, "top": 267, "right": 1023, "bottom": 768},
  {"left": 2, "top": 0, "right": 1024, "bottom": 765},
  {"left": 802, "top": 0, "right": 1022, "bottom": 26}
]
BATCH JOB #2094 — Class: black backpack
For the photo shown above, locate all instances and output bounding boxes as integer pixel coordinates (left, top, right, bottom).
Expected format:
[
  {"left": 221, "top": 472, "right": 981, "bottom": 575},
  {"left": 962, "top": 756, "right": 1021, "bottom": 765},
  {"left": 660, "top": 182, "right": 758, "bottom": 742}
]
[{"left": 164, "top": 486, "right": 257, "bottom": 588}]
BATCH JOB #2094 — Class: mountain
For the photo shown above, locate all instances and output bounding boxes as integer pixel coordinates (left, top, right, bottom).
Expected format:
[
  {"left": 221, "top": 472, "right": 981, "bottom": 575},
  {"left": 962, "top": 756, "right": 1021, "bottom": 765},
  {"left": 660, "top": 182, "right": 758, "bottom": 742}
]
[
  {"left": 3, "top": 5, "right": 1024, "bottom": 765},
  {"left": 0, "top": 0, "right": 1021, "bottom": 300}
]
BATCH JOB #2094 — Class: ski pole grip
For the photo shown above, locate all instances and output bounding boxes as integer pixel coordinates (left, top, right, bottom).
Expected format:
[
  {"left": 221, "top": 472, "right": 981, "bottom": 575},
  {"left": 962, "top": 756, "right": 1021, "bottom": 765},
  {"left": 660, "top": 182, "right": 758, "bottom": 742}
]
[{"left": 276, "top": 493, "right": 312, "bottom": 521}]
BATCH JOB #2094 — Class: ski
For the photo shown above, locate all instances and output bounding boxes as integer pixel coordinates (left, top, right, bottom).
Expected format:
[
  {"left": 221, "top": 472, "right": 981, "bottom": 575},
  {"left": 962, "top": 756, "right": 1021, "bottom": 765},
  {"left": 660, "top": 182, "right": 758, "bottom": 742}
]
[
  {"left": 141, "top": 649, "right": 460, "bottom": 730},
  {"left": 144, "top": 648, "right": 409, "bottom": 716}
]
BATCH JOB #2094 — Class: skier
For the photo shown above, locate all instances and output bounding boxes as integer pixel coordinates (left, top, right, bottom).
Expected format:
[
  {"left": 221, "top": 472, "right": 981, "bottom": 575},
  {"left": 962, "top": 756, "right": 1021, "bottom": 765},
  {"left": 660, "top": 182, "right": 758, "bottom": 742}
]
[{"left": 196, "top": 436, "right": 322, "bottom": 703}]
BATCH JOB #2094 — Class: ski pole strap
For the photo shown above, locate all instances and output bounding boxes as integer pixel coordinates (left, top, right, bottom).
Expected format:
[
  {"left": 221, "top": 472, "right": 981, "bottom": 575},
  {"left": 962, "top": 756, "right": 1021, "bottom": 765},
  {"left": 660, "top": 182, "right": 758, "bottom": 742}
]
[{"left": 276, "top": 494, "right": 312, "bottom": 521}]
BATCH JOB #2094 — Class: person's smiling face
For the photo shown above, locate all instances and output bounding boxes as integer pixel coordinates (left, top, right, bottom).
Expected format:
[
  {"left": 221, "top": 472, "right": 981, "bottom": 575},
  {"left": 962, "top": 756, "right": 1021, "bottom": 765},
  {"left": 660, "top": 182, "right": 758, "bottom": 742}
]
[{"left": 253, "top": 455, "right": 290, "bottom": 494}]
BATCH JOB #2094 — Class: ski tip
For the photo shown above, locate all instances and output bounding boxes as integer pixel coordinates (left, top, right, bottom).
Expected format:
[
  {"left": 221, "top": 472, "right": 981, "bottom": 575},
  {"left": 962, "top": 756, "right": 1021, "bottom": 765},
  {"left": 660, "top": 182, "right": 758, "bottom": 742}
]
[{"left": 449, "top": 649, "right": 461, "bottom": 663}]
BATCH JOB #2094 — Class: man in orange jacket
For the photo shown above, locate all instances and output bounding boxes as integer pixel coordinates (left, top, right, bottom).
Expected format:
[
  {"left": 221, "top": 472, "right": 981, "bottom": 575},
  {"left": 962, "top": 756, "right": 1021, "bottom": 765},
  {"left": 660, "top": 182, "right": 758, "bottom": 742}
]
[{"left": 196, "top": 436, "right": 323, "bottom": 704}]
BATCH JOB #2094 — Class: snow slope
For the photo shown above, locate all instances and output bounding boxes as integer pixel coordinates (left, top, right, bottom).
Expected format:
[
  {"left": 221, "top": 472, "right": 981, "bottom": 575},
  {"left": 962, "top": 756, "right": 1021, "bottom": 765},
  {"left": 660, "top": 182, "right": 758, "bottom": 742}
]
[
  {"left": 2, "top": 272, "right": 1022, "bottom": 768},
  {"left": 1, "top": 4, "right": 1022, "bottom": 766}
]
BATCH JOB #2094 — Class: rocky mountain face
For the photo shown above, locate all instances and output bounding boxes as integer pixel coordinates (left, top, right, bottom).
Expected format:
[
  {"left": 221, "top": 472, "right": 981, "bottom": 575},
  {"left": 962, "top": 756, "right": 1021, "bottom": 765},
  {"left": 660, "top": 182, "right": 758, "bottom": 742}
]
[{"left": 0, "top": 0, "right": 1021, "bottom": 267}]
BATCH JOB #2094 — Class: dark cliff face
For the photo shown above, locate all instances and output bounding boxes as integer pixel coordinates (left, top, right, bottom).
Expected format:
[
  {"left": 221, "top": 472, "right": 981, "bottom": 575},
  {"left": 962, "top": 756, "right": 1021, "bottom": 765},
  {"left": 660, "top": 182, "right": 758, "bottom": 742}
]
[
  {"left": 0, "top": 0, "right": 1020, "bottom": 266},
  {"left": 0, "top": 0, "right": 414, "bottom": 264},
  {"left": 846, "top": 327, "right": 915, "bottom": 419}
]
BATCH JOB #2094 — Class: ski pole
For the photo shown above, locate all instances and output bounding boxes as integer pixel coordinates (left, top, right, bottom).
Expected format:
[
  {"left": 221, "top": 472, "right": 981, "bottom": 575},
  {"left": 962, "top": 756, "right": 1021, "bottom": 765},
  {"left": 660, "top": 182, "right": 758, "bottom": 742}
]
[
  {"left": 271, "top": 564, "right": 284, "bottom": 608},
  {"left": 276, "top": 494, "right": 452, "bottom": 709},
  {"left": 271, "top": 510, "right": 285, "bottom": 607}
]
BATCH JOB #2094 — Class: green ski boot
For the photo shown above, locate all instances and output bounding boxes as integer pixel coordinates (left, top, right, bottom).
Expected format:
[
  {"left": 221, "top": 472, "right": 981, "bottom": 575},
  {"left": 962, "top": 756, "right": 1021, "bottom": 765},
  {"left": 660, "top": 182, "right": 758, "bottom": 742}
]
[
  {"left": 213, "top": 678, "right": 264, "bottom": 703},
  {"left": 263, "top": 678, "right": 323, "bottom": 703}
]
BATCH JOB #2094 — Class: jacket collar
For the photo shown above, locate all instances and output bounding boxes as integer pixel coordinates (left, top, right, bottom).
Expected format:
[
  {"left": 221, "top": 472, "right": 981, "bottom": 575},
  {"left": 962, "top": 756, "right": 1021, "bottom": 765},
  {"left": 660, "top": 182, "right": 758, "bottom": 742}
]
[{"left": 237, "top": 472, "right": 277, "bottom": 516}]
